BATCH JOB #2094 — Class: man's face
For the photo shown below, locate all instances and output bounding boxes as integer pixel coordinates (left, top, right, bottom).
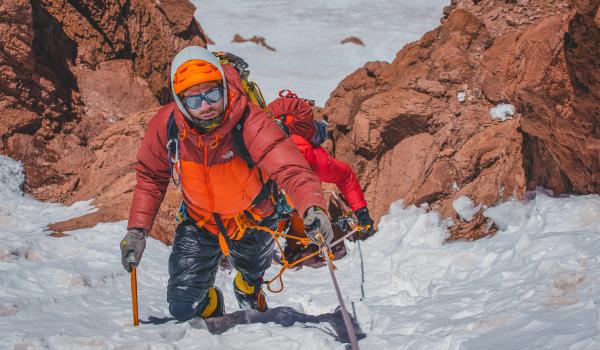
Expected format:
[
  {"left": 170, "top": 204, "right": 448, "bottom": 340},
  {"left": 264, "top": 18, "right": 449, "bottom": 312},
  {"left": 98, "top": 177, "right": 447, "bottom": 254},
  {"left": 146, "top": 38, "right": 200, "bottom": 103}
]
[{"left": 181, "top": 81, "right": 225, "bottom": 121}]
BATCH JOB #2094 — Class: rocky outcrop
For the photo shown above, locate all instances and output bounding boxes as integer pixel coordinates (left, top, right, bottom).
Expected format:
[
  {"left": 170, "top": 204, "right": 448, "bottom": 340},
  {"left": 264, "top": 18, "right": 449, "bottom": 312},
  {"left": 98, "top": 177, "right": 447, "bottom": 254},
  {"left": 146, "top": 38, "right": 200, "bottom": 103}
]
[
  {"left": 0, "top": 0, "right": 207, "bottom": 203},
  {"left": 5, "top": 0, "right": 599, "bottom": 246},
  {"left": 341, "top": 36, "right": 365, "bottom": 46},
  {"left": 324, "top": 0, "right": 600, "bottom": 239},
  {"left": 232, "top": 34, "right": 276, "bottom": 51},
  {"left": 47, "top": 107, "right": 180, "bottom": 245},
  {"left": 1, "top": 0, "right": 207, "bottom": 242}
]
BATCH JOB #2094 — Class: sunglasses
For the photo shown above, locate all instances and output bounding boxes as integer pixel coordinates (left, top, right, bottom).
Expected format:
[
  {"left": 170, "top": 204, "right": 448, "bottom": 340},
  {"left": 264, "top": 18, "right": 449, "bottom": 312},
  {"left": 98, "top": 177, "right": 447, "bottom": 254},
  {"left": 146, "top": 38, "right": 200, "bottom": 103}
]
[{"left": 182, "top": 87, "right": 223, "bottom": 109}]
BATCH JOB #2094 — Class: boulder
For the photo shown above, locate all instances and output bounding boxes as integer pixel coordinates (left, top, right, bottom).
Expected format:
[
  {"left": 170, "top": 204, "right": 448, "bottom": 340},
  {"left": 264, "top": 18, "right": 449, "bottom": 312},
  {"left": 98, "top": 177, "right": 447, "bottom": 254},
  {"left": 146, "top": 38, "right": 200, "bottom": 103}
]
[{"left": 324, "top": 0, "right": 600, "bottom": 239}]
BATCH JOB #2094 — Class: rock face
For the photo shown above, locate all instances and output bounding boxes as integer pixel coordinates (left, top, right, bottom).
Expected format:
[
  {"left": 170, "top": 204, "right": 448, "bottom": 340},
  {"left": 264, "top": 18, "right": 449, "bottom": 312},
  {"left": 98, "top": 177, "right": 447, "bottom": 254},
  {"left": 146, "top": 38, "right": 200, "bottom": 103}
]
[
  {"left": 323, "top": 0, "right": 600, "bottom": 239},
  {"left": 47, "top": 107, "right": 181, "bottom": 245},
  {"left": 0, "top": 0, "right": 207, "bottom": 241},
  {"left": 4, "top": 0, "right": 599, "bottom": 245}
]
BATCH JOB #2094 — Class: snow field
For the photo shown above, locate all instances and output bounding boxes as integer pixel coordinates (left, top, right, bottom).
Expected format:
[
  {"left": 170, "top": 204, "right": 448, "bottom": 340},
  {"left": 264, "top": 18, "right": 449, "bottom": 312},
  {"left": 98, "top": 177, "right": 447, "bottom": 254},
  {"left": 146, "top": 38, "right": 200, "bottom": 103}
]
[
  {"left": 193, "top": 0, "right": 449, "bottom": 106},
  {"left": 1, "top": 155, "right": 599, "bottom": 349}
]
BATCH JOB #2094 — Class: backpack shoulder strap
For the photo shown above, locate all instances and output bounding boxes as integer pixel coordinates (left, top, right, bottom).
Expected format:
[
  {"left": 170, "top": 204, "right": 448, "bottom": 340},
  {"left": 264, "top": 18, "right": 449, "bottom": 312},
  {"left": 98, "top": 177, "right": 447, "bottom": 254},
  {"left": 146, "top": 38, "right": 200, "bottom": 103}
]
[
  {"left": 231, "top": 106, "right": 276, "bottom": 206},
  {"left": 166, "top": 112, "right": 181, "bottom": 188},
  {"left": 232, "top": 106, "right": 255, "bottom": 168},
  {"left": 167, "top": 111, "right": 178, "bottom": 146}
]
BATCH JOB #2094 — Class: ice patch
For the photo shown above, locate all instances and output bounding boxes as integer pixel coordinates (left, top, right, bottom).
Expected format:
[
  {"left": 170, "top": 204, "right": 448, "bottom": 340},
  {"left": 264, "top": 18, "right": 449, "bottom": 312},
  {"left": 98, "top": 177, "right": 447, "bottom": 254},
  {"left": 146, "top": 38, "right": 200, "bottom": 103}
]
[
  {"left": 0, "top": 156, "right": 97, "bottom": 236},
  {"left": 0, "top": 156, "right": 25, "bottom": 199},
  {"left": 452, "top": 195, "right": 482, "bottom": 221},
  {"left": 490, "top": 103, "right": 516, "bottom": 121},
  {"left": 457, "top": 91, "right": 466, "bottom": 103},
  {"left": 452, "top": 182, "right": 459, "bottom": 192}
]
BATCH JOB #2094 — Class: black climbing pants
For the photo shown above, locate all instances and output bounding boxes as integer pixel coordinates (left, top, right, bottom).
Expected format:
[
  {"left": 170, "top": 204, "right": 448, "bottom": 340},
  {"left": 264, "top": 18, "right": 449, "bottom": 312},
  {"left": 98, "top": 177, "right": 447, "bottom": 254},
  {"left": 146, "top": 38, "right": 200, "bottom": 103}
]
[{"left": 167, "top": 214, "right": 276, "bottom": 321}]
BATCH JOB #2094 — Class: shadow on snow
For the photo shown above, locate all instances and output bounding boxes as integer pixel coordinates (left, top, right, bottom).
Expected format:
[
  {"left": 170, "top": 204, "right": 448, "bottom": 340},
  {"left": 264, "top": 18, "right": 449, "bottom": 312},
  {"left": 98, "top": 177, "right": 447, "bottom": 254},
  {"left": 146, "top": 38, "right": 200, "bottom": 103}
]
[{"left": 141, "top": 306, "right": 366, "bottom": 345}]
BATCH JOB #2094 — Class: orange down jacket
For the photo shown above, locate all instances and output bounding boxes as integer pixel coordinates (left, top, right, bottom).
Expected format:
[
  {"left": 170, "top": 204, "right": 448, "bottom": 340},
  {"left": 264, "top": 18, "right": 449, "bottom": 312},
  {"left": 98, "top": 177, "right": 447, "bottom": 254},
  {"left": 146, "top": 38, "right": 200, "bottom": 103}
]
[{"left": 127, "top": 64, "right": 327, "bottom": 237}]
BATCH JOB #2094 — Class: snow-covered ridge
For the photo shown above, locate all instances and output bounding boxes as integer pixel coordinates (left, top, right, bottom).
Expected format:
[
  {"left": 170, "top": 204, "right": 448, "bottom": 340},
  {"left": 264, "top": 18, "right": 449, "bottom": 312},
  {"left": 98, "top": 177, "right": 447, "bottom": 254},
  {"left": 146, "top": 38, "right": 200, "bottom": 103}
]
[
  {"left": 1, "top": 154, "right": 599, "bottom": 349},
  {"left": 193, "top": 0, "right": 449, "bottom": 106}
]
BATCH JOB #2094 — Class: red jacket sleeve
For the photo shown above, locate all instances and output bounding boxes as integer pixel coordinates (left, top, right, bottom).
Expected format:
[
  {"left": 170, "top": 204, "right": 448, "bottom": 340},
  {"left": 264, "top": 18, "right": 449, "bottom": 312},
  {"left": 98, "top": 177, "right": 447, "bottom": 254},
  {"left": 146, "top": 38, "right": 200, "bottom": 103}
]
[
  {"left": 127, "top": 107, "right": 172, "bottom": 231},
  {"left": 243, "top": 106, "right": 327, "bottom": 216},
  {"left": 292, "top": 135, "right": 367, "bottom": 212}
]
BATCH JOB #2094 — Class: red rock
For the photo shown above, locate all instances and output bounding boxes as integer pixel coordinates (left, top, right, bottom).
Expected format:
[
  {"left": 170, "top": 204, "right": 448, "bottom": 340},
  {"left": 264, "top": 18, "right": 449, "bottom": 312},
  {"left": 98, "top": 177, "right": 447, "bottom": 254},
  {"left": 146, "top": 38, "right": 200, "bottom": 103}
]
[
  {"left": 48, "top": 108, "right": 182, "bottom": 243},
  {"left": 1, "top": 0, "right": 207, "bottom": 243},
  {"left": 0, "top": 0, "right": 206, "bottom": 194},
  {"left": 324, "top": 0, "right": 600, "bottom": 240},
  {"left": 341, "top": 36, "right": 365, "bottom": 46},
  {"left": 232, "top": 34, "right": 276, "bottom": 51}
]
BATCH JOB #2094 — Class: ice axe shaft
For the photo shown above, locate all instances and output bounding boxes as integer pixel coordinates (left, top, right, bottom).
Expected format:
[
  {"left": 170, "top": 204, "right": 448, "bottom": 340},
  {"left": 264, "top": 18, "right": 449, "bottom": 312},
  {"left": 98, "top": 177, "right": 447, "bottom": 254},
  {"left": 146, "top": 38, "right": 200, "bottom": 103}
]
[
  {"left": 315, "top": 231, "right": 360, "bottom": 350},
  {"left": 131, "top": 266, "right": 139, "bottom": 326}
]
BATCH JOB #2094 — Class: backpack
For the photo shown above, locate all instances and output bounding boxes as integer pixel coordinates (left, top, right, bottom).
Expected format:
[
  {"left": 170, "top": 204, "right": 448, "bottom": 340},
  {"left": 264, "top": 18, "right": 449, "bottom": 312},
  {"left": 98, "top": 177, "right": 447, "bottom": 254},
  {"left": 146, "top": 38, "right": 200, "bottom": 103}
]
[
  {"left": 214, "top": 51, "right": 268, "bottom": 111},
  {"left": 267, "top": 90, "right": 329, "bottom": 146}
]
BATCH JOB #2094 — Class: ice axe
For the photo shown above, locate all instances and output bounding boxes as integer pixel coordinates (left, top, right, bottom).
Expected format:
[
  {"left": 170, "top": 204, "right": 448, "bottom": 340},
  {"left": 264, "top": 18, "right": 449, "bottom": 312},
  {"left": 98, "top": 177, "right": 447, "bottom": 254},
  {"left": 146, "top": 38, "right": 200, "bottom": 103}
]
[
  {"left": 314, "top": 230, "right": 360, "bottom": 350},
  {"left": 131, "top": 267, "right": 139, "bottom": 326}
]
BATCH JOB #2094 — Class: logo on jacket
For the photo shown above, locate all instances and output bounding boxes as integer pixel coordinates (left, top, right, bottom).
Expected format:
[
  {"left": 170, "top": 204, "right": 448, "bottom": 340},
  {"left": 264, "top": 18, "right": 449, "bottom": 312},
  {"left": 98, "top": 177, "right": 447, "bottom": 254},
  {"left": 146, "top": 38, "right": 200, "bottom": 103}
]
[{"left": 222, "top": 150, "right": 234, "bottom": 160}]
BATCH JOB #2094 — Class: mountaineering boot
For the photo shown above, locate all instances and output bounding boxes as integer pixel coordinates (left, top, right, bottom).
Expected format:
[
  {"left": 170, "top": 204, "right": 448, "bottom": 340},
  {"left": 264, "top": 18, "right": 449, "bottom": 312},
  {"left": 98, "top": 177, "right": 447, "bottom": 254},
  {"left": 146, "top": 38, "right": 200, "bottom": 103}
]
[
  {"left": 233, "top": 272, "right": 268, "bottom": 312},
  {"left": 199, "top": 286, "right": 225, "bottom": 319}
]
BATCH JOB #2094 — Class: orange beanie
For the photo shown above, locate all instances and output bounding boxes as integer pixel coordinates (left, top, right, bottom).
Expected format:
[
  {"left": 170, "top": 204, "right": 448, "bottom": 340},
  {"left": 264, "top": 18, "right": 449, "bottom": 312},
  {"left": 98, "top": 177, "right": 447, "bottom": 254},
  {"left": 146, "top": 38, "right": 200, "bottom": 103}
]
[{"left": 173, "top": 60, "right": 222, "bottom": 94}]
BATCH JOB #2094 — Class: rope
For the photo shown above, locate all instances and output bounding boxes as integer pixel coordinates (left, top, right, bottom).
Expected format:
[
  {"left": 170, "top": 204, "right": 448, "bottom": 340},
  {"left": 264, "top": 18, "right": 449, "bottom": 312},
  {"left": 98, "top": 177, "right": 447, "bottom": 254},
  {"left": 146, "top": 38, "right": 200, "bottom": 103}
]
[
  {"left": 242, "top": 189, "right": 370, "bottom": 295},
  {"left": 262, "top": 223, "right": 360, "bottom": 293}
]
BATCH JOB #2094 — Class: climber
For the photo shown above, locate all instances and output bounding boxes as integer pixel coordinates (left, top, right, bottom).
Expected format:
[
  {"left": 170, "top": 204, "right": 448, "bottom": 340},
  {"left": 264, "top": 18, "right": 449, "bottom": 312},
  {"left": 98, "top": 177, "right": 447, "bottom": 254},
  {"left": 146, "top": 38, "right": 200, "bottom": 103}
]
[
  {"left": 119, "top": 46, "right": 334, "bottom": 321},
  {"left": 267, "top": 90, "right": 375, "bottom": 262}
]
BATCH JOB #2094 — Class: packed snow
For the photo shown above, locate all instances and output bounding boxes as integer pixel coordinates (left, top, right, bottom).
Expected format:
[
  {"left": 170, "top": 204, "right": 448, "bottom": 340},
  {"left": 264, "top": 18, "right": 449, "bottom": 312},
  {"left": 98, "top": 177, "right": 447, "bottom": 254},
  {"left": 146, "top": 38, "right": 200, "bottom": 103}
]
[
  {"left": 193, "top": 0, "right": 449, "bottom": 106},
  {"left": 1, "top": 155, "right": 600, "bottom": 349},
  {"left": 452, "top": 196, "right": 482, "bottom": 222},
  {"left": 490, "top": 103, "right": 516, "bottom": 121}
]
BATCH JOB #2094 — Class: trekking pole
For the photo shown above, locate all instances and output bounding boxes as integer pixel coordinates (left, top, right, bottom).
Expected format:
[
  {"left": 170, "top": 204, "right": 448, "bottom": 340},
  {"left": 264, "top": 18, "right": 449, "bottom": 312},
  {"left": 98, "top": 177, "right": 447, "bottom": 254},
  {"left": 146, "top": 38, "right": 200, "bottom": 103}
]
[
  {"left": 131, "top": 266, "right": 139, "bottom": 326},
  {"left": 315, "top": 231, "right": 360, "bottom": 350}
]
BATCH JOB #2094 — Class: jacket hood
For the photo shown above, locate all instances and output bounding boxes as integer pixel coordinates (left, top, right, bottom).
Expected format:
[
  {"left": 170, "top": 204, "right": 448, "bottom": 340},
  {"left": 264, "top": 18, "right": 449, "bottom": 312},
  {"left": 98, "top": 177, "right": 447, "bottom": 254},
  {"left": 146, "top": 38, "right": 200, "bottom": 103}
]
[
  {"left": 170, "top": 46, "right": 229, "bottom": 122},
  {"left": 170, "top": 49, "right": 249, "bottom": 139}
]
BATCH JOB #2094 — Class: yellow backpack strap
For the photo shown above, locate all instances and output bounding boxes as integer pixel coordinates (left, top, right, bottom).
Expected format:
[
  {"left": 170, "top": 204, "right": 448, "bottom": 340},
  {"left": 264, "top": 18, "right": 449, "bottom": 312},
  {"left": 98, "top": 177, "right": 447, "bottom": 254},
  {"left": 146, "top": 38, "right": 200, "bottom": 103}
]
[{"left": 241, "top": 79, "right": 268, "bottom": 111}]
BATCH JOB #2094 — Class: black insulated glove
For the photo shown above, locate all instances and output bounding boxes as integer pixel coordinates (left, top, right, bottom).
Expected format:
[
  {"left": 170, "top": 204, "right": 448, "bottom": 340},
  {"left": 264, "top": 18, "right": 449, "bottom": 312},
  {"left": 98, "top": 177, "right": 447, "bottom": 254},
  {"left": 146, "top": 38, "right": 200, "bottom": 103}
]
[
  {"left": 303, "top": 206, "right": 334, "bottom": 246},
  {"left": 354, "top": 207, "right": 375, "bottom": 239},
  {"left": 120, "top": 228, "right": 147, "bottom": 272}
]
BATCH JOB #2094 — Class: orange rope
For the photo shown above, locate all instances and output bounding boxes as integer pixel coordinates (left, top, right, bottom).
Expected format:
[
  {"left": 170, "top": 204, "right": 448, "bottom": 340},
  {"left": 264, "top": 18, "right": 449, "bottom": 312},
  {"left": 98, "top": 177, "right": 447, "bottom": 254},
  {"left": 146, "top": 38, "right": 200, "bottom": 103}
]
[
  {"left": 244, "top": 212, "right": 368, "bottom": 294},
  {"left": 258, "top": 223, "right": 344, "bottom": 293}
]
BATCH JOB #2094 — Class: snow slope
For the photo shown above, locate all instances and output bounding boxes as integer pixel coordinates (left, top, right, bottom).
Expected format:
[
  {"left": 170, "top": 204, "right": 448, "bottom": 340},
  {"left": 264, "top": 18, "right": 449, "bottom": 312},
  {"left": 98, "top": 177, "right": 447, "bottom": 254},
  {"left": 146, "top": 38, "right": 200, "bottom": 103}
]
[
  {"left": 1, "top": 155, "right": 599, "bottom": 349},
  {"left": 192, "top": 0, "right": 449, "bottom": 106}
]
